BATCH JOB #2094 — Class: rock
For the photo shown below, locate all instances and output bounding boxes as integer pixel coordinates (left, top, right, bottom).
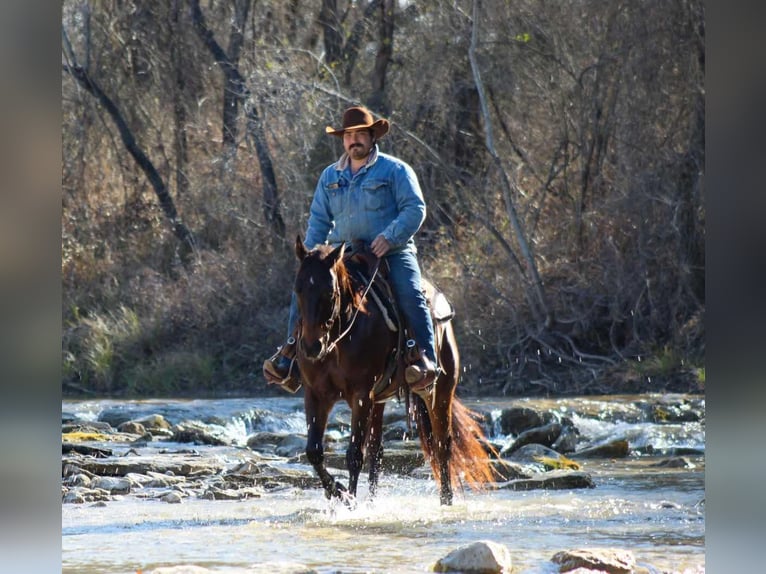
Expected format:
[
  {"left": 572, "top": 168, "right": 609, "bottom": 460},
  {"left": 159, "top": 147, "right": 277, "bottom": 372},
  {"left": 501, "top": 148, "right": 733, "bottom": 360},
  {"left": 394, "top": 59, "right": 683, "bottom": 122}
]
[
  {"left": 137, "top": 414, "right": 173, "bottom": 431},
  {"left": 490, "top": 460, "right": 531, "bottom": 481},
  {"left": 433, "top": 540, "right": 512, "bottom": 573},
  {"left": 64, "top": 473, "right": 92, "bottom": 487},
  {"left": 275, "top": 434, "right": 307, "bottom": 458},
  {"left": 651, "top": 456, "right": 696, "bottom": 469},
  {"left": 498, "top": 470, "right": 595, "bottom": 491},
  {"left": 247, "top": 431, "right": 285, "bottom": 451},
  {"left": 62, "top": 421, "right": 113, "bottom": 433},
  {"left": 499, "top": 406, "right": 552, "bottom": 435},
  {"left": 161, "top": 491, "right": 183, "bottom": 504},
  {"left": 573, "top": 439, "right": 630, "bottom": 459},
  {"left": 63, "top": 489, "right": 86, "bottom": 504},
  {"left": 62, "top": 443, "right": 113, "bottom": 458},
  {"left": 505, "top": 444, "right": 580, "bottom": 471},
  {"left": 171, "top": 422, "right": 230, "bottom": 446},
  {"left": 551, "top": 548, "right": 636, "bottom": 573},
  {"left": 97, "top": 407, "right": 135, "bottom": 428},
  {"left": 69, "top": 454, "right": 225, "bottom": 477},
  {"left": 552, "top": 422, "right": 580, "bottom": 453},
  {"left": 382, "top": 419, "right": 412, "bottom": 441},
  {"left": 118, "top": 421, "right": 147, "bottom": 435},
  {"left": 502, "top": 422, "right": 562, "bottom": 454},
  {"left": 91, "top": 476, "right": 132, "bottom": 494}
]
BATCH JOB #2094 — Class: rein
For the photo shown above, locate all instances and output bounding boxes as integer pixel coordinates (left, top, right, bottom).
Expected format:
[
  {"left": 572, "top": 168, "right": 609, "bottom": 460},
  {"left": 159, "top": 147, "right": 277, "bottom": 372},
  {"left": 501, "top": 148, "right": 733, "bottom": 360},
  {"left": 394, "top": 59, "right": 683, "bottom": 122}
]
[{"left": 324, "top": 258, "right": 381, "bottom": 356}]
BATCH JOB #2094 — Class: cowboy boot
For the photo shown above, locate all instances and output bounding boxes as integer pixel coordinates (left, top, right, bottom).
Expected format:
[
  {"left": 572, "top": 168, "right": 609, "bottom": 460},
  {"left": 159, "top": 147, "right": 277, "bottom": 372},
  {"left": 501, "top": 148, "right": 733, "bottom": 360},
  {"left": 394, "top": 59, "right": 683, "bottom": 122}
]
[
  {"left": 404, "top": 339, "right": 437, "bottom": 391},
  {"left": 263, "top": 337, "right": 301, "bottom": 393}
]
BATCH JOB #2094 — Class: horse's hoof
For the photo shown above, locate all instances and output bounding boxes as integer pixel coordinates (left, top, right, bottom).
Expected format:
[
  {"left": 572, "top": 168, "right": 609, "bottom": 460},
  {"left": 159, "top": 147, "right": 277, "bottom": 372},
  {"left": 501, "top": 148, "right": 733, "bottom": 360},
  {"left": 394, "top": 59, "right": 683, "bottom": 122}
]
[
  {"left": 332, "top": 481, "right": 348, "bottom": 498},
  {"left": 341, "top": 491, "right": 357, "bottom": 509}
]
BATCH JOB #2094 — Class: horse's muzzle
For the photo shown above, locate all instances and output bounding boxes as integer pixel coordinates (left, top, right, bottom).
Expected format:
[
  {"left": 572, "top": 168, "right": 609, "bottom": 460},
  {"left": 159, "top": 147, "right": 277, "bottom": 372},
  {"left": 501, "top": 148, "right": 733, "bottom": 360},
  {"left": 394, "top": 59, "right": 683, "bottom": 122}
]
[{"left": 299, "top": 334, "right": 329, "bottom": 362}]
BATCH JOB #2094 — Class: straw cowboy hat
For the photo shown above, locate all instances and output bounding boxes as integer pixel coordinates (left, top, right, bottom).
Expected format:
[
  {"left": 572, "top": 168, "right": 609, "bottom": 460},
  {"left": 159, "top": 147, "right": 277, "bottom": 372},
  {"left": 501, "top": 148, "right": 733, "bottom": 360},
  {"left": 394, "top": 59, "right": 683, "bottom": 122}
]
[{"left": 325, "top": 106, "right": 390, "bottom": 139}]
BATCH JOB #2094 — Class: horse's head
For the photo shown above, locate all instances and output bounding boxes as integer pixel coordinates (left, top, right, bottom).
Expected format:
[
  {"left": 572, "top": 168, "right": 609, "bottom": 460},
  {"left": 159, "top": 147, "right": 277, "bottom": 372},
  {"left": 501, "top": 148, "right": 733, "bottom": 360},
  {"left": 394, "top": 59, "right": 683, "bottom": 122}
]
[{"left": 294, "top": 235, "right": 348, "bottom": 362}]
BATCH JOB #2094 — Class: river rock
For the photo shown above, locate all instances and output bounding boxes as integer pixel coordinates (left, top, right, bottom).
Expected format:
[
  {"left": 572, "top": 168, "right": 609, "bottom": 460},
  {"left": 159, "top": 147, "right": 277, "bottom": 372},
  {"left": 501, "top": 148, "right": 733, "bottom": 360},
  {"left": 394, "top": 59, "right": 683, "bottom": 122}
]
[
  {"left": 502, "top": 421, "right": 562, "bottom": 454},
  {"left": 91, "top": 476, "right": 132, "bottom": 494},
  {"left": 551, "top": 548, "right": 635, "bottom": 573},
  {"left": 62, "top": 421, "right": 113, "bottom": 433},
  {"left": 490, "top": 459, "right": 531, "bottom": 481},
  {"left": 551, "top": 421, "right": 580, "bottom": 453},
  {"left": 69, "top": 453, "right": 225, "bottom": 477},
  {"left": 161, "top": 491, "right": 183, "bottom": 504},
  {"left": 651, "top": 456, "right": 696, "bottom": 469},
  {"left": 64, "top": 473, "right": 92, "bottom": 487},
  {"left": 499, "top": 406, "right": 553, "bottom": 435},
  {"left": 433, "top": 540, "right": 512, "bottom": 573},
  {"left": 247, "top": 431, "right": 285, "bottom": 451},
  {"left": 498, "top": 470, "right": 595, "bottom": 491},
  {"left": 275, "top": 434, "right": 307, "bottom": 457},
  {"left": 573, "top": 439, "right": 630, "bottom": 459},
  {"left": 118, "top": 421, "right": 147, "bottom": 435},
  {"left": 138, "top": 414, "right": 173, "bottom": 430},
  {"left": 171, "top": 422, "right": 230, "bottom": 446},
  {"left": 505, "top": 444, "right": 580, "bottom": 471}
]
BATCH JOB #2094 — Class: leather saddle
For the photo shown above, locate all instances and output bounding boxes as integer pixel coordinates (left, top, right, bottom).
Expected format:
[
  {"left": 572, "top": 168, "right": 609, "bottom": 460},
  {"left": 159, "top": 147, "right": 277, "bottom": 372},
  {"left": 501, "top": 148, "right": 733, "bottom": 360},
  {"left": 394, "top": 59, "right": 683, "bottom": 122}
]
[{"left": 345, "top": 242, "right": 455, "bottom": 402}]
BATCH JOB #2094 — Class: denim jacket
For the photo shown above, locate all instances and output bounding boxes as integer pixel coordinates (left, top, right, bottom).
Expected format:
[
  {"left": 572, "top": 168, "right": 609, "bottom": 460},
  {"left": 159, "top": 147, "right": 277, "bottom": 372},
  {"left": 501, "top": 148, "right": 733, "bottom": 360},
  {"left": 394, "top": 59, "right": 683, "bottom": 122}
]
[{"left": 304, "top": 145, "right": 426, "bottom": 254}]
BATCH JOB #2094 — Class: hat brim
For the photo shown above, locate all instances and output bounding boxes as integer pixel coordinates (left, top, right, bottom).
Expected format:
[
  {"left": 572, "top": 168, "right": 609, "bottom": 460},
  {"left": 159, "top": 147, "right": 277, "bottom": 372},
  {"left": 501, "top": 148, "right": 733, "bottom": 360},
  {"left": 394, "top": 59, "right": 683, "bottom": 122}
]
[{"left": 326, "top": 118, "right": 390, "bottom": 139}]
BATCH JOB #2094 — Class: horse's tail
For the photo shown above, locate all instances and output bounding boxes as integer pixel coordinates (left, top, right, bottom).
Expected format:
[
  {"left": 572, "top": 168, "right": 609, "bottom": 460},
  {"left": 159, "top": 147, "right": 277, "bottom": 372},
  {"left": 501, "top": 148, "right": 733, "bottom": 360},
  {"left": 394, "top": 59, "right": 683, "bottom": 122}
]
[{"left": 413, "top": 395, "right": 498, "bottom": 491}]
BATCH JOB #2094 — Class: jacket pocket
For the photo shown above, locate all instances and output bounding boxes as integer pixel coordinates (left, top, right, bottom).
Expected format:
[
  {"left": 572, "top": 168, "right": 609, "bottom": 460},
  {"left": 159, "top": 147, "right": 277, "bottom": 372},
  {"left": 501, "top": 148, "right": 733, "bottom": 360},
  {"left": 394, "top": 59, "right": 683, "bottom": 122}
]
[{"left": 361, "top": 179, "right": 391, "bottom": 211}]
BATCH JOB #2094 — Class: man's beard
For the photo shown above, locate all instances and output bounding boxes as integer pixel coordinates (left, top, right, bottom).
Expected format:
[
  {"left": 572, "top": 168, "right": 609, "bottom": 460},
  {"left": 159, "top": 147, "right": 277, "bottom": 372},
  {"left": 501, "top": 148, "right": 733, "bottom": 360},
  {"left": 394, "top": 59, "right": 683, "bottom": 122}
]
[{"left": 348, "top": 144, "right": 370, "bottom": 160}]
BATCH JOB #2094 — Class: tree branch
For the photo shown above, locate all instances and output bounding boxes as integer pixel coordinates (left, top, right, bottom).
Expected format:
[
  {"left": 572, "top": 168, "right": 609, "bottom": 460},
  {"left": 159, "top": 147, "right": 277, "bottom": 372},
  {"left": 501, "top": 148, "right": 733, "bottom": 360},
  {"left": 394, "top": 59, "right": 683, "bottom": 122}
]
[{"left": 63, "top": 63, "right": 195, "bottom": 251}]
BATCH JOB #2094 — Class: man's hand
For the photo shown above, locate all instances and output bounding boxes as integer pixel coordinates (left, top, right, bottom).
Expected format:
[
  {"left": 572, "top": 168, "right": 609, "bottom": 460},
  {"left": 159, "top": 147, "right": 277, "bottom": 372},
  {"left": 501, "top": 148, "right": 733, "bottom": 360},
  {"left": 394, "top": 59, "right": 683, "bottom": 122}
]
[{"left": 370, "top": 234, "right": 392, "bottom": 258}]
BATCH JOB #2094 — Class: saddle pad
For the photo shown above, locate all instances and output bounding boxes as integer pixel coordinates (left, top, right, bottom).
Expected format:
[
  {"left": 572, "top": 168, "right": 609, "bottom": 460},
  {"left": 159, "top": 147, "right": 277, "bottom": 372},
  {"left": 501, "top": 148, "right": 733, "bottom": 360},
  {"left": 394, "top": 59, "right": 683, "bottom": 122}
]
[{"left": 431, "top": 290, "right": 455, "bottom": 323}]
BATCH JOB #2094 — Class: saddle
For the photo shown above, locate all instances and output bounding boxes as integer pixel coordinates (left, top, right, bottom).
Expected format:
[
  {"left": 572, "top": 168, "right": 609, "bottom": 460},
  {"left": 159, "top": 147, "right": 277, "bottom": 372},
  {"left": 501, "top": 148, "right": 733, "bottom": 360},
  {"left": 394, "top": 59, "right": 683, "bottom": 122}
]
[{"left": 345, "top": 241, "right": 455, "bottom": 402}]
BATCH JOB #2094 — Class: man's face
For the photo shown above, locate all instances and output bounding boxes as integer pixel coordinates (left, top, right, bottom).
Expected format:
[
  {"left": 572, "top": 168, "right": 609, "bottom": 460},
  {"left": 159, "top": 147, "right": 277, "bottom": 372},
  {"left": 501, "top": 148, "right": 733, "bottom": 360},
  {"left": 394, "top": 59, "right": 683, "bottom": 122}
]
[{"left": 343, "top": 129, "right": 374, "bottom": 161}]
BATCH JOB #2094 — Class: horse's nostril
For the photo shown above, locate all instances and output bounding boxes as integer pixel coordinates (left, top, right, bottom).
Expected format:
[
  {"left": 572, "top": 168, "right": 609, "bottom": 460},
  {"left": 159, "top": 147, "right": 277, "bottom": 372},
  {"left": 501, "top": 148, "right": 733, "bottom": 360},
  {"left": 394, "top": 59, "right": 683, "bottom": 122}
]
[{"left": 303, "top": 338, "right": 323, "bottom": 359}]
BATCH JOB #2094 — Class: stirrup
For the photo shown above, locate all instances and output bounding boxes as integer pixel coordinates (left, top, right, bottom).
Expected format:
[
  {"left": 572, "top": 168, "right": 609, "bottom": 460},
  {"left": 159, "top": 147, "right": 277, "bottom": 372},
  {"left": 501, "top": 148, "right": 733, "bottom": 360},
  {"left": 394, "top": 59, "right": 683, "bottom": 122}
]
[
  {"left": 264, "top": 337, "right": 301, "bottom": 393},
  {"left": 404, "top": 339, "right": 438, "bottom": 391}
]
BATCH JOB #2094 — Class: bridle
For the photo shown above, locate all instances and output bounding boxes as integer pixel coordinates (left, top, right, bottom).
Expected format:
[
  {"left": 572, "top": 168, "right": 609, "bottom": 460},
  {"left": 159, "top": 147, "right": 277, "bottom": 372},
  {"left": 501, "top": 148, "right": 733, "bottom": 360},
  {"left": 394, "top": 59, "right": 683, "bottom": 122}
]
[{"left": 299, "top": 258, "right": 381, "bottom": 362}]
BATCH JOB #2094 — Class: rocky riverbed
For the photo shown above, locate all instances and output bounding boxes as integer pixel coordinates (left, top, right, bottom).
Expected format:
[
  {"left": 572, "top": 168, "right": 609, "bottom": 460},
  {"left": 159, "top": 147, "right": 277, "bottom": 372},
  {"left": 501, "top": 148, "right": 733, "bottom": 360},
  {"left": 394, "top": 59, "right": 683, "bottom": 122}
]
[{"left": 62, "top": 394, "right": 705, "bottom": 573}]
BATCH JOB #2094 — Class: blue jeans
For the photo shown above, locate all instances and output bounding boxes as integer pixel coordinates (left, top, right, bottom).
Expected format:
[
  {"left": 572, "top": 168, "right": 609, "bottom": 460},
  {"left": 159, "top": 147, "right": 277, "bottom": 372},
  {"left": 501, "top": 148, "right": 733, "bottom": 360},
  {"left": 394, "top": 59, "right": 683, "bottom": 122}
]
[{"left": 286, "top": 250, "right": 437, "bottom": 363}]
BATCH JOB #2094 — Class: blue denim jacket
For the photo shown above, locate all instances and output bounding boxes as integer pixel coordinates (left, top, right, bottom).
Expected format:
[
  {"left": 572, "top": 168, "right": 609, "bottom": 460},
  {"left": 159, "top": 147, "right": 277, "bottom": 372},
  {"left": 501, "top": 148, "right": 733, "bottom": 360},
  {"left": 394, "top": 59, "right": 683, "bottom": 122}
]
[{"left": 304, "top": 145, "right": 425, "bottom": 254}]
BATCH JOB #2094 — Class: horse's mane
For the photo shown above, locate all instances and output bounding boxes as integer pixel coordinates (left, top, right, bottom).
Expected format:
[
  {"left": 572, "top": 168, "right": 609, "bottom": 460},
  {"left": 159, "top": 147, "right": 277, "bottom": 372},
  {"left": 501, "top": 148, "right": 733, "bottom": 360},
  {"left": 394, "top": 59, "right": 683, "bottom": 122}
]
[{"left": 312, "top": 245, "right": 365, "bottom": 311}]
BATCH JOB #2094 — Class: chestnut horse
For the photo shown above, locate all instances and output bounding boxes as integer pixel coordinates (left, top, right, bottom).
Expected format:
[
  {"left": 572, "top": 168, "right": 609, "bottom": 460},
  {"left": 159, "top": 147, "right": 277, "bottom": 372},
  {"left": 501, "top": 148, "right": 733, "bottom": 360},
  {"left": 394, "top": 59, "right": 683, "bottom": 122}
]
[{"left": 292, "top": 235, "right": 495, "bottom": 505}]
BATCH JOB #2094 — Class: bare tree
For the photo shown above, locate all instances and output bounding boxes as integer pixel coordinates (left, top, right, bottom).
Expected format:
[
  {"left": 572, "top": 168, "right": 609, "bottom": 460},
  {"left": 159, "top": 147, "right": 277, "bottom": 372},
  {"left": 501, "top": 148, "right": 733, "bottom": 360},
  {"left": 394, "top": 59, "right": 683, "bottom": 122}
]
[{"left": 190, "top": 0, "right": 285, "bottom": 239}]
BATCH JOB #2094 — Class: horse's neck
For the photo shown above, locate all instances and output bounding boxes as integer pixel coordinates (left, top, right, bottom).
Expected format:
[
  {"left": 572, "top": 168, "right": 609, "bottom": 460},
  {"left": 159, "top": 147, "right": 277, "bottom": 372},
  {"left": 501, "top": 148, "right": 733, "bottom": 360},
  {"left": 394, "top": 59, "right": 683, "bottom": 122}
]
[{"left": 336, "top": 263, "right": 360, "bottom": 316}]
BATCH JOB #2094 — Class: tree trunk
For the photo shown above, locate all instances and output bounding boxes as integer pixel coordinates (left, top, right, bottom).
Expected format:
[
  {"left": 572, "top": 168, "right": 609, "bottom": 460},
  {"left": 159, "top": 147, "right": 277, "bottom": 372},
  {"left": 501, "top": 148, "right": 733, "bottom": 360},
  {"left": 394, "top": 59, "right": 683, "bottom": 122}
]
[
  {"left": 190, "top": 0, "right": 285, "bottom": 240},
  {"left": 468, "top": 0, "right": 551, "bottom": 328},
  {"left": 367, "top": 0, "right": 394, "bottom": 113},
  {"left": 64, "top": 64, "right": 196, "bottom": 253},
  {"left": 170, "top": 0, "right": 190, "bottom": 198}
]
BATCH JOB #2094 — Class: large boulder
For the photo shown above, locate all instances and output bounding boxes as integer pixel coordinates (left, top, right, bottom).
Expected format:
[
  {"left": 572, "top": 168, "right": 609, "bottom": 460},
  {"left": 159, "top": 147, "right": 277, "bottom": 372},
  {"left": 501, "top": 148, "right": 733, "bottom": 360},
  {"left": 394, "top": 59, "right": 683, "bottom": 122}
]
[{"left": 433, "top": 540, "right": 512, "bottom": 573}]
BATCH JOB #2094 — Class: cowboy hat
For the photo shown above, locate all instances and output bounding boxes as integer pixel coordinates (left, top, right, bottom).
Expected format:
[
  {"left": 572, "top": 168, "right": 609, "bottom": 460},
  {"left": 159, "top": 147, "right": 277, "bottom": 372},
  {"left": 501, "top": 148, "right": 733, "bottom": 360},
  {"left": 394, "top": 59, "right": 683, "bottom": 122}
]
[{"left": 325, "top": 106, "right": 390, "bottom": 139}]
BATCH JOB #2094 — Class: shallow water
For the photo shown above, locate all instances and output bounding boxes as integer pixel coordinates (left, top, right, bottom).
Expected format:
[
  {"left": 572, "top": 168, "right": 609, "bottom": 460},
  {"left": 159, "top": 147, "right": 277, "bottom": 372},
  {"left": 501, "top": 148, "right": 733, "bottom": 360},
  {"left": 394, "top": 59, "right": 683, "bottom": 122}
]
[{"left": 62, "top": 395, "right": 705, "bottom": 573}]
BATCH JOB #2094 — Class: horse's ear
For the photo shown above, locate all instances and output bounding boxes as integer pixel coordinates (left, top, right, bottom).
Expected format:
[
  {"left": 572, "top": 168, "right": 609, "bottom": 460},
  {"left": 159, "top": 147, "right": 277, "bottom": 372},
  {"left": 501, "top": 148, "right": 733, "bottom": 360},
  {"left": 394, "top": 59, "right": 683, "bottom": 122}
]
[
  {"left": 296, "top": 234, "right": 308, "bottom": 260},
  {"left": 329, "top": 242, "right": 345, "bottom": 266}
]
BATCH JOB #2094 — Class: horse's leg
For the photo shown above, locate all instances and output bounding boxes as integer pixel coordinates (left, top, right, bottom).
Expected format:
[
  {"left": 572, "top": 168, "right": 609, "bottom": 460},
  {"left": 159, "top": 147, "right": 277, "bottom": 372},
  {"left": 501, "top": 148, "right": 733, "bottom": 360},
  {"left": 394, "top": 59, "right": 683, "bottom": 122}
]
[
  {"left": 366, "top": 401, "right": 385, "bottom": 499},
  {"left": 429, "top": 323, "right": 460, "bottom": 505},
  {"left": 346, "top": 392, "right": 375, "bottom": 500},
  {"left": 304, "top": 389, "right": 346, "bottom": 500}
]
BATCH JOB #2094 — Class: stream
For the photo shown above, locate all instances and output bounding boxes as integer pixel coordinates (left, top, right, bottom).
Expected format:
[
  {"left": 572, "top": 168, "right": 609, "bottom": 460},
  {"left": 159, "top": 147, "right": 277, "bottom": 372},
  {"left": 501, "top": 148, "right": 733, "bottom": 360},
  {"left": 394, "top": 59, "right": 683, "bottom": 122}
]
[{"left": 62, "top": 394, "right": 705, "bottom": 573}]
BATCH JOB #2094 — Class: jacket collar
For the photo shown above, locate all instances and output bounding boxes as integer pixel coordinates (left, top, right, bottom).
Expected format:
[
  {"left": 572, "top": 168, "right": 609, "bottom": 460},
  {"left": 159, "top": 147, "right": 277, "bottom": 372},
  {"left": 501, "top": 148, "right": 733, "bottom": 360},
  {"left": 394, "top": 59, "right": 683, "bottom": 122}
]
[{"left": 335, "top": 144, "right": 379, "bottom": 174}]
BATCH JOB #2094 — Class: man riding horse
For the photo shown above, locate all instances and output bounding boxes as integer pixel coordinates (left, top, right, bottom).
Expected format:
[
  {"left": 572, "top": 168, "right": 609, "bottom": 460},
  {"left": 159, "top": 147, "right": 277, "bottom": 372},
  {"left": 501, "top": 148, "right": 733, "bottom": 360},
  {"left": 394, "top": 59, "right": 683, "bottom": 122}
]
[{"left": 263, "top": 106, "right": 438, "bottom": 392}]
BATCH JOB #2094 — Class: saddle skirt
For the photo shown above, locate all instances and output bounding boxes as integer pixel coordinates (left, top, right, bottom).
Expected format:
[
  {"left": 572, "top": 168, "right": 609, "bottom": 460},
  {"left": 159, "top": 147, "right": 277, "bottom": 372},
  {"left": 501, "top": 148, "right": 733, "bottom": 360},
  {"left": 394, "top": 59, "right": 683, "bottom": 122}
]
[{"left": 344, "top": 247, "right": 455, "bottom": 402}]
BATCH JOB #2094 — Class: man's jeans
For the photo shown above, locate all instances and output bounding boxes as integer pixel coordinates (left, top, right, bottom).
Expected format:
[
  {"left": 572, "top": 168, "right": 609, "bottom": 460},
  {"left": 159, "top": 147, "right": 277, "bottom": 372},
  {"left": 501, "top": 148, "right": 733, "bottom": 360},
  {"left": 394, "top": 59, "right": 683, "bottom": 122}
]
[{"left": 286, "top": 249, "right": 437, "bottom": 363}]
